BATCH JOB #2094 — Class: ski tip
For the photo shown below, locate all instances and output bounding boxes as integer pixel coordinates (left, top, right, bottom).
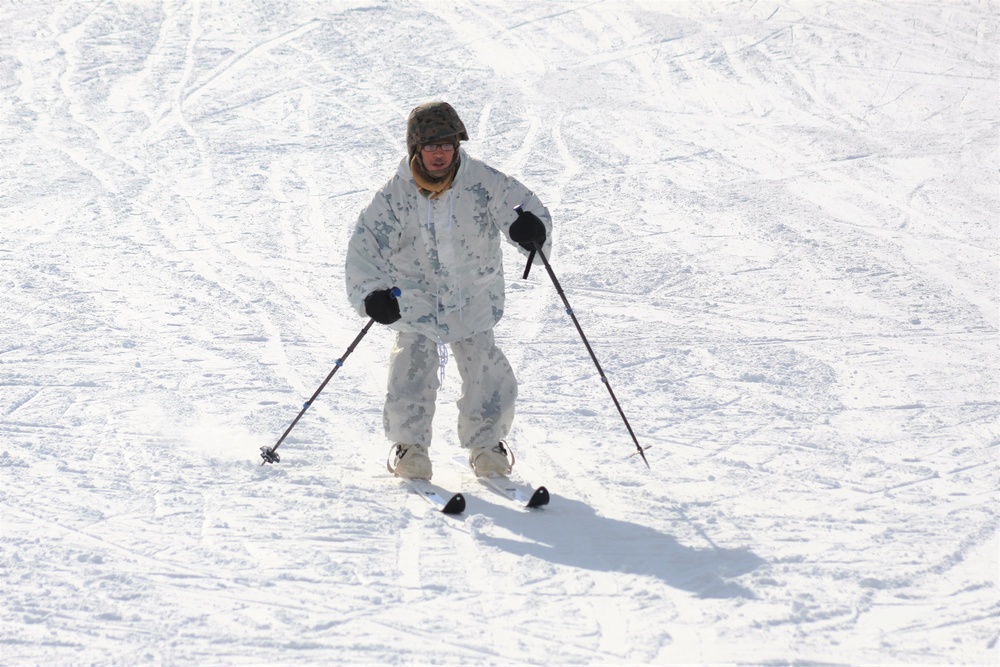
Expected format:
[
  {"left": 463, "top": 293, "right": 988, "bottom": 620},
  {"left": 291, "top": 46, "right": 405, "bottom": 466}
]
[
  {"left": 526, "top": 486, "right": 550, "bottom": 509},
  {"left": 441, "top": 493, "right": 466, "bottom": 515}
]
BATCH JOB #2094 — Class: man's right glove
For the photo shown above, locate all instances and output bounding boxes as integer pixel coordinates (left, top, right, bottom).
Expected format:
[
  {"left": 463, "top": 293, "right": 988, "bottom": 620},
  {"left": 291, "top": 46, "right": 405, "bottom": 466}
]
[
  {"left": 364, "top": 289, "right": 401, "bottom": 324},
  {"left": 509, "top": 209, "right": 547, "bottom": 252}
]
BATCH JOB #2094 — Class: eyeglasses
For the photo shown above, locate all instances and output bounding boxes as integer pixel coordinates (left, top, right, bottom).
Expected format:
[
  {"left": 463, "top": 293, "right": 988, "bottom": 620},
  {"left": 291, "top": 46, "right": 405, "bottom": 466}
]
[{"left": 421, "top": 143, "right": 455, "bottom": 153}]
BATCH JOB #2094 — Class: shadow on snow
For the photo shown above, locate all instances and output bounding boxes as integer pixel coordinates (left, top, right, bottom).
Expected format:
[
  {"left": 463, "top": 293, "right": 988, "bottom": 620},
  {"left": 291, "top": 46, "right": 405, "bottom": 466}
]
[{"left": 471, "top": 495, "right": 765, "bottom": 599}]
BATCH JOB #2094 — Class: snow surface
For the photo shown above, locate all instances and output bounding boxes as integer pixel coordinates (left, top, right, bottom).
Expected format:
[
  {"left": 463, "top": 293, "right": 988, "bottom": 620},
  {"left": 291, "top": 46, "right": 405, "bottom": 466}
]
[{"left": 2, "top": 0, "right": 998, "bottom": 665}]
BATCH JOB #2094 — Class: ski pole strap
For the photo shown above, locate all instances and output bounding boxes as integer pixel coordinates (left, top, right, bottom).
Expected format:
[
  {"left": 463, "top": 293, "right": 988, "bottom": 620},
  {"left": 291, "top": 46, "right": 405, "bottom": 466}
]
[
  {"left": 513, "top": 205, "right": 537, "bottom": 279},
  {"left": 522, "top": 249, "right": 535, "bottom": 279}
]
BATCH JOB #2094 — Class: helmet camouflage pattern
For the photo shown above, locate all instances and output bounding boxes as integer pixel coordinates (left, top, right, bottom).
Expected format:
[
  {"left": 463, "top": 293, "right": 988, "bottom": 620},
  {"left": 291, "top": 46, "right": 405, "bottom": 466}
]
[{"left": 406, "top": 101, "right": 469, "bottom": 157}]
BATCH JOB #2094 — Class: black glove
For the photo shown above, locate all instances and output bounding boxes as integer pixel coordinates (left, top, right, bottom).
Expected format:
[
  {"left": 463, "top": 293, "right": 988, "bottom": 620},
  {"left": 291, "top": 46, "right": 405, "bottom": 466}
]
[
  {"left": 364, "top": 289, "right": 401, "bottom": 324},
  {"left": 509, "top": 209, "right": 547, "bottom": 252}
]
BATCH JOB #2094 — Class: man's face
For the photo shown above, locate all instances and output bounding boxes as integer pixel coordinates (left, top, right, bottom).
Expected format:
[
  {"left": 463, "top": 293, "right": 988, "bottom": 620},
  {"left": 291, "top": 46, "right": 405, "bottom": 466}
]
[{"left": 420, "top": 142, "right": 456, "bottom": 175}]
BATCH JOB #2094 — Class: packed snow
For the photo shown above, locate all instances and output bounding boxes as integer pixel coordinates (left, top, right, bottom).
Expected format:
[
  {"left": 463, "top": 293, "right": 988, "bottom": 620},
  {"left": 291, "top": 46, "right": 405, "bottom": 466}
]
[{"left": 2, "top": 0, "right": 997, "bottom": 664}]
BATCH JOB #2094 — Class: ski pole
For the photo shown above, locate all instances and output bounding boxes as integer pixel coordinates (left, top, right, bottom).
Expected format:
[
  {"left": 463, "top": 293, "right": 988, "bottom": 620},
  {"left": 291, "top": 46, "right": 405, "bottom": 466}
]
[
  {"left": 517, "top": 220, "right": 649, "bottom": 468},
  {"left": 260, "top": 288, "right": 399, "bottom": 465}
]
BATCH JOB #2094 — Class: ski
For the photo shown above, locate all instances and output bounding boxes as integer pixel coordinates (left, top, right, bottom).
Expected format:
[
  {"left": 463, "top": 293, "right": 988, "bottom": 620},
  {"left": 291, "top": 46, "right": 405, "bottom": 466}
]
[
  {"left": 400, "top": 478, "right": 466, "bottom": 515},
  {"left": 452, "top": 455, "right": 549, "bottom": 509},
  {"left": 478, "top": 474, "right": 550, "bottom": 509}
]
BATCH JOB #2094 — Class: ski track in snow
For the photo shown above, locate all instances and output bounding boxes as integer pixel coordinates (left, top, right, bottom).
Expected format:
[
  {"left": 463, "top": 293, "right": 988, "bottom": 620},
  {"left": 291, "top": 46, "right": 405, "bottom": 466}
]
[{"left": 1, "top": 0, "right": 997, "bottom": 664}]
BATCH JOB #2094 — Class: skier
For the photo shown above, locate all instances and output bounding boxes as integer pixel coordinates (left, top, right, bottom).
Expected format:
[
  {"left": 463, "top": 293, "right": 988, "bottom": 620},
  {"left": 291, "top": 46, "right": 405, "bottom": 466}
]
[{"left": 345, "top": 101, "right": 552, "bottom": 480}]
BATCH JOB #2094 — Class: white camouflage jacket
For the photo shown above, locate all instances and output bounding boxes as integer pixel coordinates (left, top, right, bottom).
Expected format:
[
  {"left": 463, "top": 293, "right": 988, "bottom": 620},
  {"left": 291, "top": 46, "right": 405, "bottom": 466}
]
[{"left": 345, "top": 149, "right": 552, "bottom": 343}]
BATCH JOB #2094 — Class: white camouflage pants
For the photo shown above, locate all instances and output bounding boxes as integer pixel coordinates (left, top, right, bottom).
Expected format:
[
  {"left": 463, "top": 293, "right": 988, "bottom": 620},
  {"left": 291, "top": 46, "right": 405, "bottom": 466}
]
[{"left": 384, "top": 330, "right": 517, "bottom": 450}]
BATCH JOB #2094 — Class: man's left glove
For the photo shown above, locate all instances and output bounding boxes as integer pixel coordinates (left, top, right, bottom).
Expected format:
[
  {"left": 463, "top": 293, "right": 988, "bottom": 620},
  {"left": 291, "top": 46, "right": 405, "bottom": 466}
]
[
  {"left": 509, "top": 209, "right": 547, "bottom": 252},
  {"left": 364, "top": 289, "right": 401, "bottom": 324}
]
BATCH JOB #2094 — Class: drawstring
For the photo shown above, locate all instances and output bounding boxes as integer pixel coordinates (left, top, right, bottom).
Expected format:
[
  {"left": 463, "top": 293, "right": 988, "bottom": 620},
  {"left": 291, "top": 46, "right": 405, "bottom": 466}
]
[{"left": 437, "top": 342, "right": 448, "bottom": 385}]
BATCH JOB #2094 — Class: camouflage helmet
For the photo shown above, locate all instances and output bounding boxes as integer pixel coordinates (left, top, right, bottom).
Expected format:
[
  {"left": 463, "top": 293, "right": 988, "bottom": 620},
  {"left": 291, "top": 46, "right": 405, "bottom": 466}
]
[{"left": 406, "top": 101, "right": 469, "bottom": 158}]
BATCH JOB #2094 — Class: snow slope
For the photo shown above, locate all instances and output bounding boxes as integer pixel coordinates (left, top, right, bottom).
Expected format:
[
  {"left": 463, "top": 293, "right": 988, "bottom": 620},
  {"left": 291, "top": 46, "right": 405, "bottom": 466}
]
[{"left": 2, "top": 0, "right": 997, "bottom": 664}]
